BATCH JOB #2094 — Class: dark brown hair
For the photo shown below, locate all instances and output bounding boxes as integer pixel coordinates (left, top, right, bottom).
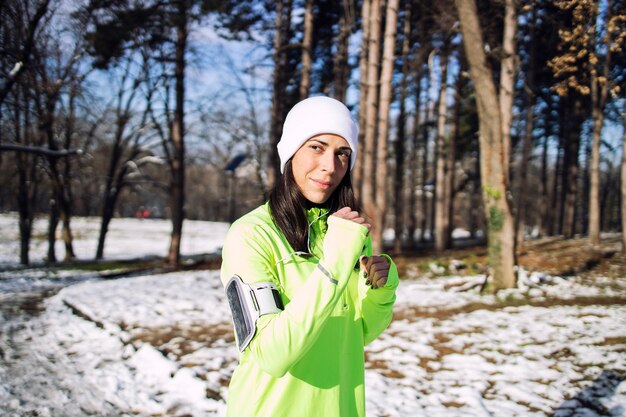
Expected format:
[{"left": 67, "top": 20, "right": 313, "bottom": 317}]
[{"left": 269, "top": 160, "right": 358, "bottom": 253}]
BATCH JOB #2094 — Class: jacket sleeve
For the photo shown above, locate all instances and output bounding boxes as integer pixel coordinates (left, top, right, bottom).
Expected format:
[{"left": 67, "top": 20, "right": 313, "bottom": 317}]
[
  {"left": 220, "top": 215, "right": 368, "bottom": 378},
  {"left": 358, "top": 239, "right": 399, "bottom": 345}
]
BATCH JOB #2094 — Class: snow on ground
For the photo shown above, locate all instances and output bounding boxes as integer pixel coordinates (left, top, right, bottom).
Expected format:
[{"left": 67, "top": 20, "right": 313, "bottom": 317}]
[
  {"left": 0, "top": 212, "right": 229, "bottom": 266},
  {"left": 0, "top": 213, "right": 625, "bottom": 416}
]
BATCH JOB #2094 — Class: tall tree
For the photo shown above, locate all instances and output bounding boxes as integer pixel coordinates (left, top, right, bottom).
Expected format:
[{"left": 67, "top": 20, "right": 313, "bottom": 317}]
[
  {"left": 267, "top": 0, "right": 293, "bottom": 190},
  {"left": 83, "top": 0, "right": 261, "bottom": 264},
  {"left": 514, "top": 1, "right": 538, "bottom": 245},
  {"left": 434, "top": 44, "right": 451, "bottom": 251},
  {"left": 0, "top": 0, "right": 51, "bottom": 107},
  {"left": 361, "top": 0, "right": 382, "bottom": 245},
  {"left": 372, "top": 0, "right": 399, "bottom": 253},
  {"left": 95, "top": 54, "right": 155, "bottom": 259},
  {"left": 454, "top": 0, "right": 516, "bottom": 290},
  {"left": 299, "top": 0, "right": 314, "bottom": 98},
  {"left": 354, "top": 0, "right": 371, "bottom": 199},
  {"left": 622, "top": 100, "right": 626, "bottom": 253},
  {"left": 393, "top": 2, "right": 412, "bottom": 253},
  {"left": 360, "top": 0, "right": 399, "bottom": 253},
  {"left": 549, "top": 0, "right": 625, "bottom": 242}
]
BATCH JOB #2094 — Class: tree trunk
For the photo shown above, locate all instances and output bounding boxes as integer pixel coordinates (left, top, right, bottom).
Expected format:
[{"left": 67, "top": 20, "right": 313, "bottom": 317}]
[
  {"left": 407, "top": 66, "right": 423, "bottom": 250},
  {"left": 394, "top": 4, "right": 411, "bottom": 254},
  {"left": 42, "top": 92, "right": 75, "bottom": 262},
  {"left": 515, "top": 3, "right": 536, "bottom": 245},
  {"left": 446, "top": 64, "right": 465, "bottom": 247},
  {"left": 515, "top": 94, "right": 534, "bottom": 245},
  {"left": 553, "top": 133, "right": 564, "bottom": 236},
  {"left": 455, "top": 0, "right": 516, "bottom": 291},
  {"left": 267, "top": 0, "right": 292, "bottom": 190},
  {"left": 15, "top": 85, "right": 33, "bottom": 265},
  {"left": 354, "top": 0, "right": 371, "bottom": 200},
  {"left": 538, "top": 99, "right": 551, "bottom": 236},
  {"left": 60, "top": 90, "right": 78, "bottom": 261},
  {"left": 372, "top": 0, "right": 399, "bottom": 254},
  {"left": 470, "top": 153, "right": 482, "bottom": 239},
  {"left": 299, "top": 0, "right": 314, "bottom": 99},
  {"left": 333, "top": 5, "right": 352, "bottom": 101},
  {"left": 47, "top": 199, "right": 59, "bottom": 263},
  {"left": 434, "top": 49, "right": 450, "bottom": 252},
  {"left": 588, "top": 51, "right": 610, "bottom": 244},
  {"left": 499, "top": 0, "right": 517, "bottom": 179},
  {"left": 420, "top": 65, "right": 432, "bottom": 242},
  {"left": 621, "top": 100, "right": 626, "bottom": 253},
  {"left": 361, "top": 0, "right": 381, "bottom": 241},
  {"left": 562, "top": 99, "right": 583, "bottom": 238},
  {"left": 167, "top": 3, "right": 188, "bottom": 266}
]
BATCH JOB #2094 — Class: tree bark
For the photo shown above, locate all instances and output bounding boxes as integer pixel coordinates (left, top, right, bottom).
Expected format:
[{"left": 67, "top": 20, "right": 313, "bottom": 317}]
[
  {"left": 455, "top": 0, "right": 516, "bottom": 290},
  {"left": 499, "top": 0, "right": 517, "bottom": 179},
  {"left": 621, "top": 100, "right": 626, "bottom": 253},
  {"left": 333, "top": 4, "right": 352, "bottom": 101},
  {"left": 14, "top": 85, "right": 34, "bottom": 265},
  {"left": 514, "top": 3, "right": 536, "bottom": 246},
  {"left": 420, "top": 64, "right": 432, "bottom": 242},
  {"left": 562, "top": 98, "right": 583, "bottom": 238},
  {"left": 588, "top": 1, "right": 611, "bottom": 244},
  {"left": 354, "top": 0, "right": 371, "bottom": 201},
  {"left": 299, "top": 0, "right": 314, "bottom": 99},
  {"left": 167, "top": 2, "right": 188, "bottom": 266},
  {"left": 361, "top": 0, "right": 381, "bottom": 242},
  {"left": 538, "top": 96, "right": 552, "bottom": 236},
  {"left": 372, "top": 0, "right": 399, "bottom": 254},
  {"left": 267, "top": 0, "right": 292, "bottom": 190},
  {"left": 407, "top": 65, "right": 423, "bottom": 250},
  {"left": 394, "top": 4, "right": 411, "bottom": 254},
  {"left": 446, "top": 63, "right": 465, "bottom": 248},
  {"left": 434, "top": 49, "right": 450, "bottom": 251}
]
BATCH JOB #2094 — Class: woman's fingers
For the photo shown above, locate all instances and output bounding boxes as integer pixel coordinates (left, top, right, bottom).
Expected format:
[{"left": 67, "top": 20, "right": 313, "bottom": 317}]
[
  {"left": 332, "top": 207, "right": 371, "bottom": 231},
  {"left": 360, "top": 256, "right": 390, "bottom": 289}
]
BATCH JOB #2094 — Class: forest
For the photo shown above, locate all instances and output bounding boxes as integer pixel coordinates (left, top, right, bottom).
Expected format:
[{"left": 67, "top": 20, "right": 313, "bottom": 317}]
[{"left": 1, "top": 0, "right": 625, "bottom": 292}]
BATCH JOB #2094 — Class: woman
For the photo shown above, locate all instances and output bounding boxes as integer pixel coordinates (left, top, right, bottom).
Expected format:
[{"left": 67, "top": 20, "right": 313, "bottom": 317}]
[{"left": 220, "top": 96, "right": 399, "bottom": 417}]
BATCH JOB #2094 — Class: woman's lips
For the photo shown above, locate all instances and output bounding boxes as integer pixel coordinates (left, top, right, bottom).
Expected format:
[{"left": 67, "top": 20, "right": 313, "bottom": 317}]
[{"left": 312, "top": 179, "right": 332, "bottom": 189}]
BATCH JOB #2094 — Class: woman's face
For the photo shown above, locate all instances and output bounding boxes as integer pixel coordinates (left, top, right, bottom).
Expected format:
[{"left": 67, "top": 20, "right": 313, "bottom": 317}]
[{"left": 291, "top": 134, "right": 352, "bottom": 204}]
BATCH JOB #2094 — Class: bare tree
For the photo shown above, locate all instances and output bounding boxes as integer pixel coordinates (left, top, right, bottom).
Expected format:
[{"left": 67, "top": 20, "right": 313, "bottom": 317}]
[
  {"left": 361, "top": 0, "right": 381, "bottom": 242},
  {"left": 332, "top": 1, "right": 353, "bottom": 101},
  {"left": 514, "top": 2, "right": 537, "bottom": 246},
  {"left": 499, "top": 0, "right": 517, "bottom": 179},
  {"left": 454, "top": 0, "right": 516, "bottom": 290},
  {"left": 393, "top": 2, "right": 412, "bottom": 253},
  {"left": 370, "top": 0, "right": 399, "bottom": 253},
  {"left": 0, "top": 0, "right": 51, "bottom": 107},
  {"left": 434, "top": 44, "right": 450, "bottom": 251},
  {"left": 267, "top": 0, "right": 293, "bottom": 190},
  {"left": 299, "top": 0, "right": 314, "bottom": 99},
  {"left": 95, "top": 54, "right": 157, "bottom": 259},
  {"left": 622, "top": 100, "right": 626, "bottom": 253},
  {"left": 354, "top": 0, "right": 371, "bottom": 199}
]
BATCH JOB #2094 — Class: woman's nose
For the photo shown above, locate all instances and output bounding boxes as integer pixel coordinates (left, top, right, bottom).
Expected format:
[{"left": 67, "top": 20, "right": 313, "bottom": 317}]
[{"left": 320, "top": 152, "right": 336, "bottom": 173}]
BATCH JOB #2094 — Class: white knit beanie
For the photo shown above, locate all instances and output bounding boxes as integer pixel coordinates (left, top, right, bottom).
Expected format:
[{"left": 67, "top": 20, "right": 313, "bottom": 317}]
[{"left": 277, "top": 96, "right": 358, "bottom": 173}]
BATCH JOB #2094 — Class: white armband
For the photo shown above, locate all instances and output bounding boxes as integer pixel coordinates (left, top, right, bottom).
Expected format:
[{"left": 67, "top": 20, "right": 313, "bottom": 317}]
[{"left": 225, "top": 275, "right": 283, "bottom": 351}]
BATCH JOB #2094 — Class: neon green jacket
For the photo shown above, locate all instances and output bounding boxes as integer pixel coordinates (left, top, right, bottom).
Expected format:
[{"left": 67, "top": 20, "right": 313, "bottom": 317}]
[{"left": 220, "top": 202, "right": 399, "bottom": 417}]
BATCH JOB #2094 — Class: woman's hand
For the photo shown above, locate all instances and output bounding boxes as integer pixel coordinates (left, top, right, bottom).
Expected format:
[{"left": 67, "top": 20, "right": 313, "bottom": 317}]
[
  {"left": 331, "top": 207, "right": 371, "bottom": 232},
  {"left": 359, "top": 255, "right": 390, "bottom": 289}
]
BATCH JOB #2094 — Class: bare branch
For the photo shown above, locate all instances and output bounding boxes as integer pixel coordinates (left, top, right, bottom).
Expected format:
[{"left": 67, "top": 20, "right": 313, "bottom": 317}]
[{"left": 0, "top": 143, "right": 82, "bottom": 157}]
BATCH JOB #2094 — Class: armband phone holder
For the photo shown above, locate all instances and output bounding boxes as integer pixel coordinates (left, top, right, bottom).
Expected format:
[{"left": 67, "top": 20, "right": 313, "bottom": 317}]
[{"left": 225, "top": 275, "right": 284, "bottom": 351}]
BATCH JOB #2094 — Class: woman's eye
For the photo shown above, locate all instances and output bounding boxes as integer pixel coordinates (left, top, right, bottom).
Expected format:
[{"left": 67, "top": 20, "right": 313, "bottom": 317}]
[
  {"left": 310, "top": 145, "right": 322, "bottom": 151},
  {"left": 337, "top": 151, "right": 350, "bottom": 160}
]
